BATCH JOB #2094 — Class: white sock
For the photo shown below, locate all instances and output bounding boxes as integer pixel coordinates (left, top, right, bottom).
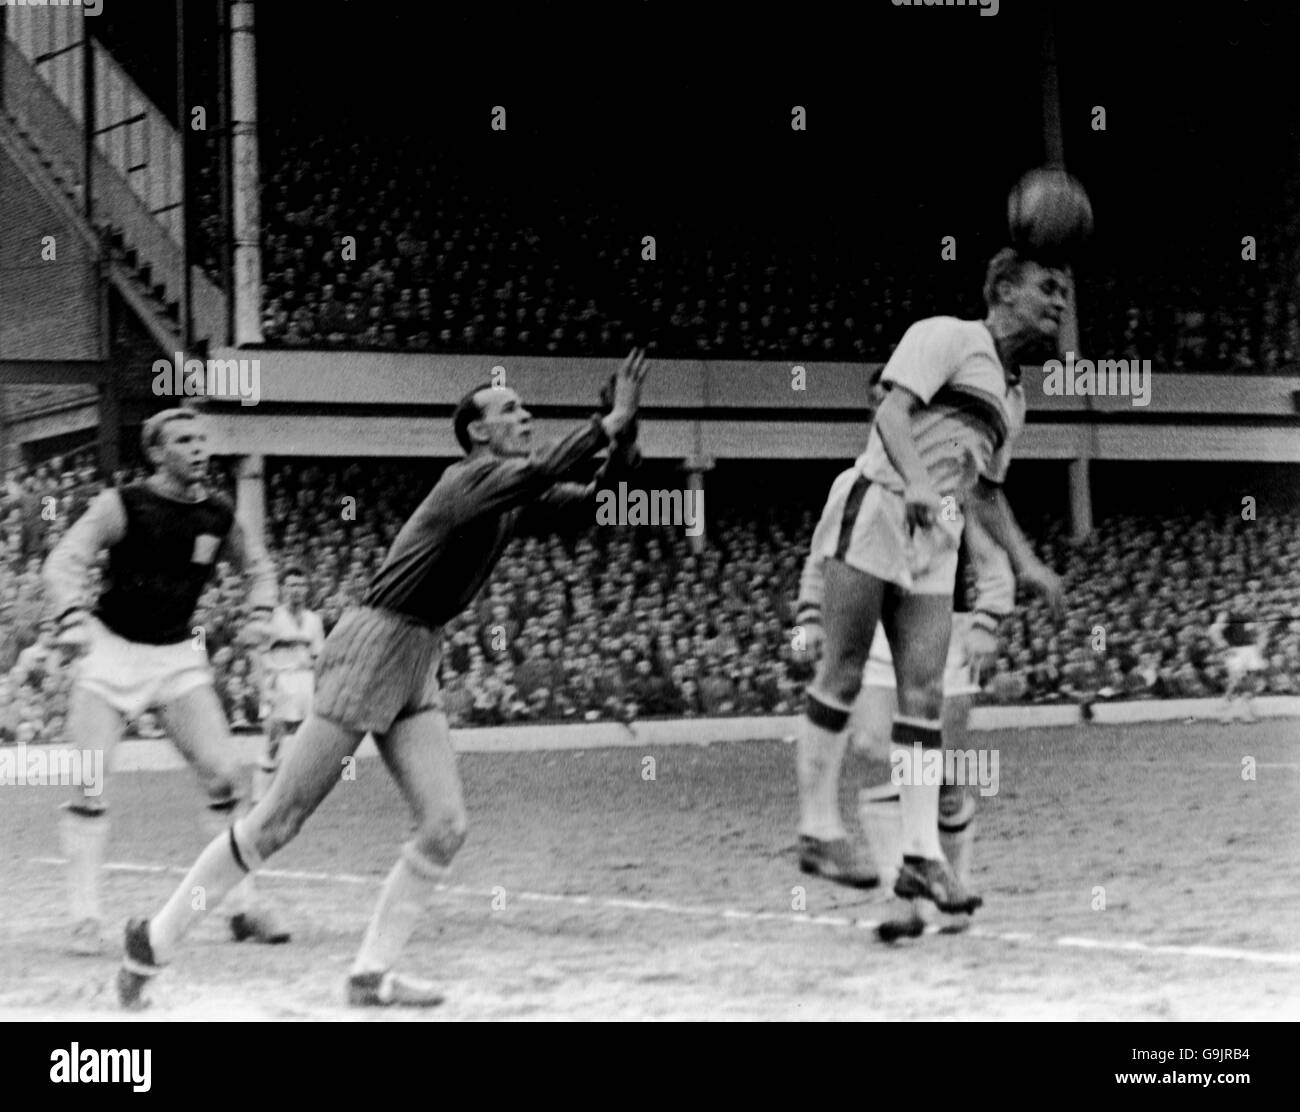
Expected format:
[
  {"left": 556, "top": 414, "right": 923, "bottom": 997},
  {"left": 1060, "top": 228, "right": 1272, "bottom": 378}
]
[
  {"left": 899, "top": 782, "right": 942, "bottom": 858},
  {"left": 60, "top": 806, "right": 108, "bottom": 922},
  {"left": 892, "top": 718, "right": 944, "bottom": 859},
  {"left": 351, "top": 844, "right": 445, "bottom": 977},
  {"left": 150, "top": 823, "right": 256, "bottom": 965},
  {"left": 797, "top": 700, "right": 851, "bottom": 841},
  {"left": 202, "top": 800, "right": 256, "bottom": 916},
  {"left": 857, "top": 785, "right": 902, "bottom": 887}
]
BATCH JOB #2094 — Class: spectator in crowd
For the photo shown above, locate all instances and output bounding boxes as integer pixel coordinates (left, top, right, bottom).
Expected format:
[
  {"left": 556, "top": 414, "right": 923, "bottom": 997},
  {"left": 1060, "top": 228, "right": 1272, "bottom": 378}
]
[
  {"left": 217, "top": 118, "right": 1299, "bottom": 371},
  {"left": 6, "top": 452, "right": 1300, "bottom": 739}
]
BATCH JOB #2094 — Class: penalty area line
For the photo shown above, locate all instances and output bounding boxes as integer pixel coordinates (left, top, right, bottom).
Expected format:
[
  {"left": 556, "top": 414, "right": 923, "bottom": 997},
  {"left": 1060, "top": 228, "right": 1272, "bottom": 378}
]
[{"left": 29, "top": 856, "right": 1300, "bottom": 968}]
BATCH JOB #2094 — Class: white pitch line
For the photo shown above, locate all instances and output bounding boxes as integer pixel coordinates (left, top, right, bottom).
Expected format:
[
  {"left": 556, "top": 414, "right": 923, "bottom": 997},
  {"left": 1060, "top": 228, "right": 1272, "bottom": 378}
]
[
  {"left": 1055, "top": 936, "right": 1300, "bottom": 966},
  {"left": 1203, "top": 763, "right": 1300, "bottom": 770},
  {"left": 29, "top": 856, "right": 1300, "bottom": 968}
]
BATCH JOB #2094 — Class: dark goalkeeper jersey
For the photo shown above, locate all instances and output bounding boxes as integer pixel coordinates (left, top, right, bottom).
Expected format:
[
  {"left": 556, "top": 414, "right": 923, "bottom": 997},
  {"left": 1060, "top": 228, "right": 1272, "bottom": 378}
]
[{"left": 362, "top": 416, "right": 614, "bottom": 629}]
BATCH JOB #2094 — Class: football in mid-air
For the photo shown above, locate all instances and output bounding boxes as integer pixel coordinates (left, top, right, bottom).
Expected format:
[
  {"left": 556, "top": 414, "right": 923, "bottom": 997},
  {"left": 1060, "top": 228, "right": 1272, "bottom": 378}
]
[{"left": 1007, "top": 167, "right": 1094, "bottom": 258}]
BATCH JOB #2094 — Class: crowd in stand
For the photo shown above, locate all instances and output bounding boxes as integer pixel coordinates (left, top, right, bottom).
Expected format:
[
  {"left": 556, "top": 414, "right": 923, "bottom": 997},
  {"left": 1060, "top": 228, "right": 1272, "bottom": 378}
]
[
  {"left": 189, "top": 123, "right": 1300, "bottom": 371},
  {"left": 4, "top": 453, "right": 1299, "bottom": 744}
]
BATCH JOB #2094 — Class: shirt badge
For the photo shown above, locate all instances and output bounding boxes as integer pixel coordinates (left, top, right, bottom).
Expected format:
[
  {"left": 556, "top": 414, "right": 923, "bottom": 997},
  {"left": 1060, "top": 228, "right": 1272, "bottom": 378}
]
[{"left": 191, "top": 534, "right": 221, "bottom": 564}]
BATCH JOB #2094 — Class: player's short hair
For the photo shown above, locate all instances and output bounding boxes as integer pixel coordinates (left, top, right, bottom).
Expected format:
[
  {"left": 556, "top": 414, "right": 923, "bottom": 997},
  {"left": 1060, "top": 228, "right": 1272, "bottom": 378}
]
[
  {"left": 141, "top": 408, "right": 199, "bottom": 456},
  {"left": 982, "top": 248, "right": 1033, "bottom": 309},
  {"left": 452, "top": 382, "right": 497, "bottom": 453}
]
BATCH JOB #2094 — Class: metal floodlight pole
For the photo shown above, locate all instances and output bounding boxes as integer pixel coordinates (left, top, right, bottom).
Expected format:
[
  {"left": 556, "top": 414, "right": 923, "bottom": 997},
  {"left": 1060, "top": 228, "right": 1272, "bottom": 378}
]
[
  {"left": 230, "top": 0, "right": 264, "bottom": 346},
  {"left": 1040, "top": 8, "right": 1093, "bottom": 539},
  {"left": 177, "top": 0, "right": 193, "bottom": 352},
  {"left": 217, "top": 0, "right": 234, "bottom": 345}
]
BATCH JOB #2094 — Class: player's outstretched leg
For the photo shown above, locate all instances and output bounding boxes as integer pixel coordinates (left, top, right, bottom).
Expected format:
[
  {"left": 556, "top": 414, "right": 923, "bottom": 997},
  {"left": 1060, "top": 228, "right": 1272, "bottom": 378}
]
[
  {"left": 345, "top": 708, "right": 465, "bottom": 1008},
  {"left": 161, "top": 684, "right": 288, "bottom": 945},
  {"left": 798, "top": 560, "right": 885, "bottom": 889},
  {"left": 60, "top": 686, "right": 123, "bottom": 956},
  {"left": 117, "top": 712, "right": 364, "bottom": 1009},
  {"left": 933, "top": 691, "right": 978, "bottom": 933},
  {"left": 884, "top": 593, "right": 981, "bottom": 917},
  {"left": 850, "top": 683, "right": 904, "bottom": 889},
  {"left": 859, "top": 687, "right": 980, "bottom": 938}
]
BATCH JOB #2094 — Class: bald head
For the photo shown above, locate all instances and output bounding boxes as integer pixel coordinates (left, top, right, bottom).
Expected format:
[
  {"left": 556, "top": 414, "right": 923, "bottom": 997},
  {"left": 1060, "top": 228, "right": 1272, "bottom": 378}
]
[{"left": 451, "top": 383, "right": 533, "bottom": 456}]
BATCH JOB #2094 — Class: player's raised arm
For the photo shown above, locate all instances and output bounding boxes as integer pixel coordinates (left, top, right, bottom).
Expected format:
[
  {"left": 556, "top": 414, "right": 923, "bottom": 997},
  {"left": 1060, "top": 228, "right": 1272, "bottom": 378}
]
[
  {"left": 534, "top": 350, "right": 650, "bottom": 513},
  {"left": 43, "top": 487, "right": 127, "bottom": 628},
  {"left": 449, "top": 348, "right": 649, "bottom": 522},
  {"left": 598, "top": 346, "right": 648, "bottom": 444},
  {"left": 962, "top": 511, "right": 1017, "bottom": 675}
]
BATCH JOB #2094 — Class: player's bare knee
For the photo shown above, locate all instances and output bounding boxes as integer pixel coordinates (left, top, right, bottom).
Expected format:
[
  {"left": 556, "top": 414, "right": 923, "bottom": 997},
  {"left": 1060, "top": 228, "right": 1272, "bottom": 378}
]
[
  {"left": 205, "top": 774, "right": 241, "bottom": 815},
  {"left": 198, "top": 758, "right": 241, "bottom": 808},
  {"left": 413, "top": 811, "right": 468, "bottom": 866}
]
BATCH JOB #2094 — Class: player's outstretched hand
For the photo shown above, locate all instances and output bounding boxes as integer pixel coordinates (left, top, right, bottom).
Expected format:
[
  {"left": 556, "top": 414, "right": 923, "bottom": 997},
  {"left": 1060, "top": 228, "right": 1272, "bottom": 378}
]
[
  {"left": 1018, "top": 558, "right": 1065, "bottom": 620},
  {"left": 611, "top": 347, "right": 649, "bottom": 415}
]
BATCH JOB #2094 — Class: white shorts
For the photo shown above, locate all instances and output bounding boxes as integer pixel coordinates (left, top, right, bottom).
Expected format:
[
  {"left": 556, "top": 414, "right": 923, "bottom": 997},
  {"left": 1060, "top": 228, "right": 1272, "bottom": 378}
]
[
  {"left": 1226, "top": 645, "right": 1264, "bottom": 680},
  {"left": 76, "top": 617, "right": 213, "bottom": 720},
  {"left": 266, "top": 668, "right": 315, "bottom": 722},
  {"left": 864, "top": 613, "right": 980, "bottom": 698},
  {"left": 809, "top": 468, "right": 962, "bottom": 595}
]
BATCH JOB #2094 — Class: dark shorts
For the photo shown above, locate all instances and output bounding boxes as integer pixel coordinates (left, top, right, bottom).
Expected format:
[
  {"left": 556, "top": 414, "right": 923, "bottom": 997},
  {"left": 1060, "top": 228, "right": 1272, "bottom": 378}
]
[{"left": 312, "top": 606, "right": 444, "bottom": 735}]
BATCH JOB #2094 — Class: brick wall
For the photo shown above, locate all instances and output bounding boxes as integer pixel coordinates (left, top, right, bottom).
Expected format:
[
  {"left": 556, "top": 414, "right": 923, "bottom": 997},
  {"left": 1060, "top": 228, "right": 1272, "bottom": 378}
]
[{"left": 0, "top": 142, "right": 100, "bottom": 360}]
